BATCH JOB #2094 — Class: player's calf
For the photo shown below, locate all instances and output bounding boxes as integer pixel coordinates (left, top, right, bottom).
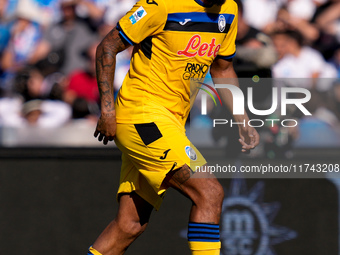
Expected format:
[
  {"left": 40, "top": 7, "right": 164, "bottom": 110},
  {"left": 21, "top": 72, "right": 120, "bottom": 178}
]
[
  {"left": 89, "top": 193, "right": 152, "bottom": 255},
  {"left": 187, "top": 176, "right": 223, "bottom": 255},
  {"left": 191, "top": 178, "right": 224, "bottom": 222},
  {"left": 89, "top": 218, "right": 147, "bottom": 255},
  {"left": 165, "top": 164, "right": 224, "bottom": 255}
]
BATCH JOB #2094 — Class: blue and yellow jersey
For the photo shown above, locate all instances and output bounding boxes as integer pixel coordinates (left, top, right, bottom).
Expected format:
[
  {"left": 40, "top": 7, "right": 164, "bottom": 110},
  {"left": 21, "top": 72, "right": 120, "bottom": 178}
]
[{"left": 115, "top": 0, "right": 238, "bottom": 125}]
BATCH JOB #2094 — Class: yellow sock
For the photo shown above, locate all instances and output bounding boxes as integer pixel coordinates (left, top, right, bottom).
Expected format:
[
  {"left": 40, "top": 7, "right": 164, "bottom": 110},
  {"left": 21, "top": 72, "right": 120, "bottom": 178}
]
[
  {"left": 189, "top": 241, "right": 221, "bottom": 255},
  {"left": 187, "top": 222, "right": 221, "bottom": 255},
  {"left": 87, "top": 246, "right": 103, "bottom": 255}
]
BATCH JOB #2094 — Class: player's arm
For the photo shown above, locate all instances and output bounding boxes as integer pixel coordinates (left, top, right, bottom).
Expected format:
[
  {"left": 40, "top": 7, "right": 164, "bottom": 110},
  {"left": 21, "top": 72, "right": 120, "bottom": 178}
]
[
  {"left": 94, "top": 0, "right": 167, "bottom": 145},
  {"left": 94, "top": 28, "right": 130, "bottom": 145},
  {"left": 210, "top": 58, "right": 259, "bottom": 152}
]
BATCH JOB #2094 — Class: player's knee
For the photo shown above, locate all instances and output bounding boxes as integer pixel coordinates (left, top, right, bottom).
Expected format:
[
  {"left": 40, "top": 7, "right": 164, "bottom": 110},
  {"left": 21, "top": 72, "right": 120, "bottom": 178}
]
[
  {"left": 197, "top": 180, "right": 224, "bottom": 213},
  {"left": 117, "top": 219, "right": 146, "bottom": 238},
  {"left": 208, "top": 180, "right": 224, "bottom": 211}
]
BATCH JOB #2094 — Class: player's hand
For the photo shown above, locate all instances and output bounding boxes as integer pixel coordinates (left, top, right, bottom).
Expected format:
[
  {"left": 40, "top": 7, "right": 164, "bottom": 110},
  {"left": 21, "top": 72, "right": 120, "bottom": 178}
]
[
  {"left": 238, "top": 126, "right": 260, "bottom": 153},
  {"left": 94, "top": 112, "right": 116, "bottom": 145}
]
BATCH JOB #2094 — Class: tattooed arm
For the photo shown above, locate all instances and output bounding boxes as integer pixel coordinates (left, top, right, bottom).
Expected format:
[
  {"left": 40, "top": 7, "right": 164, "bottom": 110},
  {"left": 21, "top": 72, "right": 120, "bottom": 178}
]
[{"left": 94, "top": 28, "right": 130, "bottom": 145}]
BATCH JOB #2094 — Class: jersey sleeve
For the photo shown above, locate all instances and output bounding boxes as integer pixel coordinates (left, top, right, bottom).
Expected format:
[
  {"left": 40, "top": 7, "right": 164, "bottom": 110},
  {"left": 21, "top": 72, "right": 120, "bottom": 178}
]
[
  {"left": 117, "top": 0, "right": 167, "bottom": 45},
  {"left": 217, "top": 5, "right": 238, "bottom": 60}
]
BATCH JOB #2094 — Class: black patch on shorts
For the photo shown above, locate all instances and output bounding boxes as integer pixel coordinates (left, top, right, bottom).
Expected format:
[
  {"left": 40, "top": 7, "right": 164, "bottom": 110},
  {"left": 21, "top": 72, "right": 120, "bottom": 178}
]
[{"left": 134, "top": 122, "right": 163, "bottom": 146}]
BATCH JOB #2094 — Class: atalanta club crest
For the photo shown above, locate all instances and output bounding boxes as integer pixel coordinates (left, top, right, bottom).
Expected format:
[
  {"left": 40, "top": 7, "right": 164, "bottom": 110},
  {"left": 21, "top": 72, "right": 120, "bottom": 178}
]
[
  {"left": 218, "top": 15, "right": 226, "bottom": 32},
  {"left": 185, "top": 146, "right": 197, "bottom": 161}
]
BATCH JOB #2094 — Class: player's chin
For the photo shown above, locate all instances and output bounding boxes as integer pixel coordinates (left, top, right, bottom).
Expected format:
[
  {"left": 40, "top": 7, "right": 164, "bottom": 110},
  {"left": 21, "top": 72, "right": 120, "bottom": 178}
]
[{"left": 207, "top": 0, "right": 226, "bottom": 6}]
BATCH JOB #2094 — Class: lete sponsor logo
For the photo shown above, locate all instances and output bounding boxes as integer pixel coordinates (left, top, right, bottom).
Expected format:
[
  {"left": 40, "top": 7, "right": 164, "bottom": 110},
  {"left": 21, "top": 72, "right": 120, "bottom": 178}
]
[{"left": 178, "top": 35, "right": 220, "bottom": 58}]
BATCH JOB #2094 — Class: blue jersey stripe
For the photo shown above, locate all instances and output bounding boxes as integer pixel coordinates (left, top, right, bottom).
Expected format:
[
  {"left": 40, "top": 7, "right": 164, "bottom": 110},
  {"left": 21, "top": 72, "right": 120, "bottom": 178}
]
[
  {"left": 119, "top": 31, "right": 134, "bottom": 46},
  {"left": 217, "top": 52, "right": 236, "bottom": 60},
  {"left": 116, "top": 23, "right": 135, "bottom": 46},
  {"left": 167, "top": 12, "right": 235, "bottom": 25}
]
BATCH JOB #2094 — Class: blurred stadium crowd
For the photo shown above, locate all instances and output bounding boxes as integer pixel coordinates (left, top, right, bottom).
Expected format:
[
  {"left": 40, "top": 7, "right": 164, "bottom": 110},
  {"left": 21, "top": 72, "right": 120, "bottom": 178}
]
[
  {"left": 0, "top": 0, "right": 133, "bottom": 128},
  {"left": 0, "top": 0, "right": 339, "bottom": 150}
]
